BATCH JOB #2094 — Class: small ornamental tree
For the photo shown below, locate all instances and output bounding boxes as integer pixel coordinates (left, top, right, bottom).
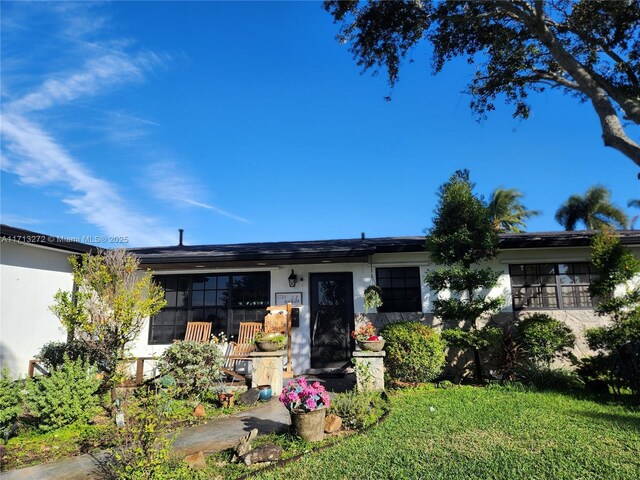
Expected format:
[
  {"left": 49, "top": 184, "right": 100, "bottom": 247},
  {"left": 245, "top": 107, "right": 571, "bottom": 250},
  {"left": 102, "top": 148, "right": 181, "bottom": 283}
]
[
  {"left": 586, "top": 227, "right": 640, "bottom": 395},
  {"left": 51, "top": 249, "right": 166, "bottom": 387},
  {"left": 425, "top": 170, "right": 504, "bottom": 381}
]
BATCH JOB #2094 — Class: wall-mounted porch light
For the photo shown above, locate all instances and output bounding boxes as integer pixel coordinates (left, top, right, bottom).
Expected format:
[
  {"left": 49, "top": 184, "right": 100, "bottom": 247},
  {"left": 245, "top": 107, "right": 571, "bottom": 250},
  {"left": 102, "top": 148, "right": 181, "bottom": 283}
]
[{"left": 288, "top": 269, "right": 297, "bottom": 288}]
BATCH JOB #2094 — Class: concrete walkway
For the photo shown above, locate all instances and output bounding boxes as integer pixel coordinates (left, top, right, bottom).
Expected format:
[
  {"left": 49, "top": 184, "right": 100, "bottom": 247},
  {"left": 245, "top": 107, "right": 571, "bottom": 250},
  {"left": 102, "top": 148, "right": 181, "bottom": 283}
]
[{"left": 2, "top": 400, "right": 290, "bottom": 480}]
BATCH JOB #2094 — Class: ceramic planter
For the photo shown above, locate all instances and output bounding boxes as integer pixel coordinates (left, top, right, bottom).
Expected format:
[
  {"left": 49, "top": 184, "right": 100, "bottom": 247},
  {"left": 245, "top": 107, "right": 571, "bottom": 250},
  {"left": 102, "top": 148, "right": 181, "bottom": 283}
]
[
  {"left": 255, "top": 340, "right": 284, "bottom": 352},
  {"left": 357, "top": 339, "right": 386, "bottom": 352},
  {"left": 290, "top": 407, "right": 326, "bottom": 442}
]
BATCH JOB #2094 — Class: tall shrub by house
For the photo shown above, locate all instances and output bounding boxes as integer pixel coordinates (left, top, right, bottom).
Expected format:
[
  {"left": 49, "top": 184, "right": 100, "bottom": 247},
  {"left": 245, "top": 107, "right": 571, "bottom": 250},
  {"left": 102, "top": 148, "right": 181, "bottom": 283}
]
[
  {"left": 517, "top": 313, "right": 576, "bottom": 367},
  {"left": 50, "top": 249, "right": 166, "bottom": 388},
  {"left": 425, "top": 170, "right": 504, "bottom": 381},
  {"left": 586, "top": 227, "right": 640, "bottom": 395}
]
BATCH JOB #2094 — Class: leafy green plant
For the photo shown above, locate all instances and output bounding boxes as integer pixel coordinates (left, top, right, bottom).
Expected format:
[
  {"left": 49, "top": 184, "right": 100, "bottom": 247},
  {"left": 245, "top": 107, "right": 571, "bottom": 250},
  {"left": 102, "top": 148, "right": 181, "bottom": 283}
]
[
  {"left": 254, "top": 331, "right": 286, "bottom": 348},
  {"left": 37, "top": 341, "right": 101, "bottom": 371},
  {"left": 158, "top": 340, "right": 224, "bottom": 398},
  {"left": 25, "top": 356, "right": 101, "bottom": 432},
  {"left": 108, "top": 388, "right": 177, "bottom": 480},
  {"left": 50, "top": 249, "right": 166, "bottom": 389},
  {"left": 517, "top": 365, "right": 583, "bottom": 392},
  {"left": 328, "top": 390, "right": 388, "bottom": 430},
  {"left": 363, "top": 285, "right": 383, "bottom": 312},
  {"left": 586, "top": 227, "right": 640, "bottom": 396},
  {"left": 380, "top": 322, "right": 446, "bottom": 383},
  {"left": 0, "top": 369, "right": 24, "bottom": 442},
  {"left": 425, "top": 170, "right": 505, "bottom": 381},
  {"left": 517, "top": 313, "right": 575, "bottom": 367}
]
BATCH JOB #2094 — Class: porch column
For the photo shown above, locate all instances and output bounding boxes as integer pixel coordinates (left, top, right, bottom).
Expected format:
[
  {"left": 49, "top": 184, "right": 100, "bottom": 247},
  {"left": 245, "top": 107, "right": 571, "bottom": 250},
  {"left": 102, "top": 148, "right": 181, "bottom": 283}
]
[
  {"left": 249, "top": 350, "right": 285, "bottom": 395},
  {"left": 352, "top": 351, "right": 386, "bottom": 392}
]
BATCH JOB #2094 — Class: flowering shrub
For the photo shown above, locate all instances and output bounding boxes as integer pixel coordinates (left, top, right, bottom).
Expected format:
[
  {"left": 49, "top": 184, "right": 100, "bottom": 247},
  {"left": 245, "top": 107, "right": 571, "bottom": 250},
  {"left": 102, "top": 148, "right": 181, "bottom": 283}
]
[
  {"left": 279, "top": 378, "right": 330, "bottom": 412},
  {"left": 351, "top": 321, "right": 381, "bottom": 342}
]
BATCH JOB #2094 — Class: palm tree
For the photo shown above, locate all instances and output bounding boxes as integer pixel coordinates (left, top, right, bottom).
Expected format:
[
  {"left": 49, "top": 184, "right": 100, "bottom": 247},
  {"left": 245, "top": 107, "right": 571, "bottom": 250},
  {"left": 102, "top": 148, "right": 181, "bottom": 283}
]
[
  {"left": 555, "top": 186, "right": 628, "bottom": 230},
  {"left": 487, "top": 188, "right": 540, "bottom": 233},
  {"left": 629, "top": 199, "right": 640, "bottom": 229}
]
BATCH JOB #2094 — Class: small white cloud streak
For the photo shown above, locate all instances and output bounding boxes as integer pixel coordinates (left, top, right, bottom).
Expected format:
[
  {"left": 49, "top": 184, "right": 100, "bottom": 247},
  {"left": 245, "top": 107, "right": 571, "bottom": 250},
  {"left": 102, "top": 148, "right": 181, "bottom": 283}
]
[
  {"left": 181, "top": 199, "right": 250, "bottom": 224},
  {"left": 145, "top": 161, "right": 250, "bottom": 224},
  {"left": 0, "top": 214, "right": 41, "bottom": 226},
  {"left": 1, "top": 112, "right": 174, "bottom": 246},
  {"left": 8, "top": 53, "right": 159, "bottom": 113}
]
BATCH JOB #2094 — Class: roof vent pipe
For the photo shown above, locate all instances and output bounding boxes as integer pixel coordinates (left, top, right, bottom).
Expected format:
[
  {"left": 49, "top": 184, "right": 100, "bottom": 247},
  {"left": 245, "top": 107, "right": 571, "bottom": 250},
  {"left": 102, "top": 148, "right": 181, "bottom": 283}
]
[
  {"left": 361, "top": 232, "right": 365, "bottom": 240},
  {"left": 178, "top": 229, "right": 184, "bottom": 246}
]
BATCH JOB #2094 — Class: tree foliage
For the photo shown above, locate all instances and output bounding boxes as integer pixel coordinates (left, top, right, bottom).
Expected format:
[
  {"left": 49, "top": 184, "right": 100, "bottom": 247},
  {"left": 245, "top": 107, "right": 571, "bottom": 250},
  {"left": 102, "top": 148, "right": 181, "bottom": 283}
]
[
  {"left": 51, "top": 249, "right": 166, "bottom": 386},
  {"left": 488, "top": 188, "right": 540, "bottom": 233},
  {"left": 555, "top": 185, "right": 628, "bottom": 230},
  {"left": 586, "top": 227, "right": 640, "bottom": 395},
  {"left": 425, "top": 170, "right": 504, "bottom": 381},
  {"left": 516, "top": 313, "right": 576, "bottom": 366},
  {"left": 325, "top": 0, "right": 640, "bottom": 166}
]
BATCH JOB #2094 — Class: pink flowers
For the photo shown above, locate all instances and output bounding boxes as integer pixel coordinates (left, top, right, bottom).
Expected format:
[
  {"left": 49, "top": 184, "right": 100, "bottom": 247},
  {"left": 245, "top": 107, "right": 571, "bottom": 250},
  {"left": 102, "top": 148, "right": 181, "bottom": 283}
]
[
  {"left": 279, "top": 378, "right": 330, "bottom": 412},
  {"left": 351, "top": 321, "right": 380, "bottom": 341}
]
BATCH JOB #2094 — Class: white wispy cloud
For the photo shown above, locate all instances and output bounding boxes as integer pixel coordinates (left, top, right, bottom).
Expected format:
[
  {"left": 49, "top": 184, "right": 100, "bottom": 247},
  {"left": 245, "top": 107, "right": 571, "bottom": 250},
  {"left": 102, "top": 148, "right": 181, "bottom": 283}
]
[
  {"left": 1, "top": 112, "right": 174, "bottom": 246},
  {"left": 0, "top": 214, "right": 41, "bottom": 226},
  {"left": 145, "top": 161, "right": 251, "bottom": 224},
  {"left": 0, "top": 5, "right": 175, "bottom": 246},
  {"left": 9, "top": 53, "right": 159, "bottom": 113}
]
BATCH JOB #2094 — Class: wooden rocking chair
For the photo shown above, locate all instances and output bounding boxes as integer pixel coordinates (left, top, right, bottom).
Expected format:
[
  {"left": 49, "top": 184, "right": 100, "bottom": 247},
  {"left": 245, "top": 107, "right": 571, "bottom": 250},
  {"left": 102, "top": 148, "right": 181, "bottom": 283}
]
[{"left": 221, "top": 322, "right": 263, "bottom": 382}]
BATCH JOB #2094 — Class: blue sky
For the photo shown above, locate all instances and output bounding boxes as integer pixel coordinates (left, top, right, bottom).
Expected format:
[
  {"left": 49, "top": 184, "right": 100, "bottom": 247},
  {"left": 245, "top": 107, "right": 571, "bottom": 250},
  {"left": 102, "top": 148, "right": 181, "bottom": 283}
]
[{"left": 1, "top": 1, "right": 638, "bottom": 248}]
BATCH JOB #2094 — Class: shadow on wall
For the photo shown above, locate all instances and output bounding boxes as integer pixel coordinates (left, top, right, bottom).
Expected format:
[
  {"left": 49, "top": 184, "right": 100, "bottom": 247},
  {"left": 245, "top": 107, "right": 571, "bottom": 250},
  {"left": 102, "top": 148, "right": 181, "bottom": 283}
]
[{"left": 0, "top": 342, "right": 19, "bottom": 376}]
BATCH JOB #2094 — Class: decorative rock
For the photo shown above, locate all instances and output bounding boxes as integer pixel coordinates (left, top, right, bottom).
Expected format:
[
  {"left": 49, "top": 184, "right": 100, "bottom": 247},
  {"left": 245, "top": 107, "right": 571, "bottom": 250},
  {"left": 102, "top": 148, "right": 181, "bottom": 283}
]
[
  {"left": 235, "top": 428, "right": 258, "bottom": 458},
  {"left": 239, "top": 388, "right": 261, "bottom": 406},
  {"left": 184, "top": 451, "right": 207, "bottom": 470},
  {"left": 242, "top": 444, "right": 283, "bottom": 466},
  {"left": 193, "top": 403, "right": 206, "bottom": 417},
  {"left": 324, "top": 414, "right": 342, "bottom": 433}
]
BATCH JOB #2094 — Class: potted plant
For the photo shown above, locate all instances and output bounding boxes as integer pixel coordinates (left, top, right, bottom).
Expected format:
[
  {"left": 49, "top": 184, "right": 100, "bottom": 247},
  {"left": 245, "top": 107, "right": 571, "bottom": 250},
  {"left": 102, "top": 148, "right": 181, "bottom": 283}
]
[
  {"left": 254, "top": 331, "right": 286, "bottom": 352},
  {"left": 364, "top": 284, "right": 383, "bottom": 312},
  {"left": 279, "top": 378, "right": 330, "bottom": 442},
  {"left": 352, "top": 321, "right": 385, "bottom": 351}
]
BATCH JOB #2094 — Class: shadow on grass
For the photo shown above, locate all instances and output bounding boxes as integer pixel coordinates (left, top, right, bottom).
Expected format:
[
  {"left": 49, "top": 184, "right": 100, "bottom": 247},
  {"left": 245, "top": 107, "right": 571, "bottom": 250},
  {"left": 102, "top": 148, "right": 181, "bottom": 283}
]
[{"left": 572, "top": 410, "right": 640, "bottom": 431}]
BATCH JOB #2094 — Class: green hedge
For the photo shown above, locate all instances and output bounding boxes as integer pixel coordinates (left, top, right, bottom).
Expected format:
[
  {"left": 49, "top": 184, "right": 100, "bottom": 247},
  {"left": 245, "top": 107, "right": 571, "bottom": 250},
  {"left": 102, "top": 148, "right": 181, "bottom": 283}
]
[{"left": 380, "top": 322, "right": 446, "bottom": 383}]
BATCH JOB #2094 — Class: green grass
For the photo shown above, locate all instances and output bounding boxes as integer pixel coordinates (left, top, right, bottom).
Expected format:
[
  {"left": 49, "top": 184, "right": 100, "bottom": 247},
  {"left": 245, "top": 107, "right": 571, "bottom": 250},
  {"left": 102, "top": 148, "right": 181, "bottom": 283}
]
[{"left": 248, "top": 386, "right": 640, "bottom": 480}]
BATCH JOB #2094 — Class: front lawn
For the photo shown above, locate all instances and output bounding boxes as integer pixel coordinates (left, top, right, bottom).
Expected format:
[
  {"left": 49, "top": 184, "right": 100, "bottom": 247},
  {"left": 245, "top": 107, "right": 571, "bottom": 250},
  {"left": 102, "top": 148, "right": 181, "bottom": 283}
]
[{"left": 250, "top": 386, "right": 640, "bottom": 480}]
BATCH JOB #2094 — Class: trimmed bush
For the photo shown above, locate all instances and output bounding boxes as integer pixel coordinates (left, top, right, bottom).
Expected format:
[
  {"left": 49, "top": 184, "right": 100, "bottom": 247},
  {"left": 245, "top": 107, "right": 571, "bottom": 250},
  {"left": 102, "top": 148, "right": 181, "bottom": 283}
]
[
  {"left": 517, "top": 313, "right": 575, "bottom": 366},
  {"left": 380, "top": 322, "right": 446, "bottom": 383},
  {"left": 158, "top": 340, "right": 224, "bottom": 398},
  {"left": 0, "top": 369, "right": 24, "bottom": 440},
  {"left": 38, "top": 341, "right": 100, "bottom": 371},
  {"left": 25, "top": 356, "right": 102, "bottom": 431}
]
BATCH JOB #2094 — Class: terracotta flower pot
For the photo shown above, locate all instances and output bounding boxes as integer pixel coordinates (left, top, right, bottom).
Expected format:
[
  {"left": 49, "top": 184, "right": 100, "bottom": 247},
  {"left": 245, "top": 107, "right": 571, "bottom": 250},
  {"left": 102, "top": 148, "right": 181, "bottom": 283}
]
[
  {"left": 290, "top": 407, "right": 326, "bottom": 442},
  {"left": 357, "top": 339, "right": 385, "bottom": 351}
]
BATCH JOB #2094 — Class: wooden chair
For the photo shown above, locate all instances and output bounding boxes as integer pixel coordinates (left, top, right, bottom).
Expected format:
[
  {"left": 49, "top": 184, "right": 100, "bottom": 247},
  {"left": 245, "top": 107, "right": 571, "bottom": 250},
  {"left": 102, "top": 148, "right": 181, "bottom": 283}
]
[
  {"left": 265, "top": 303, "right": 293, "bottom": 377},
  {"left": 183, "top": 321, "right": 212, "bottom": 343},
  {"left": 221, "top": 322, "right": 263, "bottom": 381}
]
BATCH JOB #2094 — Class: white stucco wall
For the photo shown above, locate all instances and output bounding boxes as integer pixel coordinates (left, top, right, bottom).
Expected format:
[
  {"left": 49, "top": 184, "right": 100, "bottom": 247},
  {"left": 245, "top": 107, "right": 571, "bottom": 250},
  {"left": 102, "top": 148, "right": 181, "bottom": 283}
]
[{"left": 0, "top": 242, "right": 74, "bottom": 377}]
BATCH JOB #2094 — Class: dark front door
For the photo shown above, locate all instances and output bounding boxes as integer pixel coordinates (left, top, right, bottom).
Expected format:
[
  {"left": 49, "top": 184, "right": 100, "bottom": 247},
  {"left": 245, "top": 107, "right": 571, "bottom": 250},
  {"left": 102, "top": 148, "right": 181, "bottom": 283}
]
[{"left": 309, "top": 273, "right": 354, "bottom": 369}]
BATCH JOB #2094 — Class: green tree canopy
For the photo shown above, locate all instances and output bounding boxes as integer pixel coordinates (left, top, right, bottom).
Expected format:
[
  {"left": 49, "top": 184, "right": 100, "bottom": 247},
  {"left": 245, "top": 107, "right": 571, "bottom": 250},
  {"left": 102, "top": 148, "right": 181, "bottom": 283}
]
[
  {"left": 425, "top": 170, "right": 504, "bottom": 381},
  {"left": 325, "top": 0, "right": 640, "bottom": 166},
  {"left": 555, "top": 185, "right": 628, "bottom": 230},
  {"left": 488, "top": 188, "right": 540, "bottom": 233}
]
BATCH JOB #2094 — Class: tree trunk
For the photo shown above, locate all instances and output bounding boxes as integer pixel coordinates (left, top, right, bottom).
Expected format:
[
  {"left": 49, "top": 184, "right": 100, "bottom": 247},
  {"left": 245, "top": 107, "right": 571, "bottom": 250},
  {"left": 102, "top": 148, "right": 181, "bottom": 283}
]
[{"left": 473, "top": 346, "right": 484, "bottom": 382}]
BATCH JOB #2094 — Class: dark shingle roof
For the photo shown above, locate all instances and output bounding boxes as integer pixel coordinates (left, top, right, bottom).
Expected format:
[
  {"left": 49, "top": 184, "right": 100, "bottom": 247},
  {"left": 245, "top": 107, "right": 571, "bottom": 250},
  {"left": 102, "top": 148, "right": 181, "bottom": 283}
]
[
  {"left": 0, "top": 224, "right": 95, "bottom": 254},
  {"left": 129, "top": 230, "right": 640, "bottom": 268}
]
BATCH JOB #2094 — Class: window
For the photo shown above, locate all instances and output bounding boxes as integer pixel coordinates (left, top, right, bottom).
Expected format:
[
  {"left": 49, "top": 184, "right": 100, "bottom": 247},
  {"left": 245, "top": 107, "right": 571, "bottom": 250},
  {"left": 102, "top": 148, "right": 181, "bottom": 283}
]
[
  {"left": 509, "top": 263, "right": 596, "bottom": 310},
  {"left": 376, "top": 267, "right": 422, "bottom": 312},
  {"left": 149, "top": 272, "right": 270, "bottom": 344}
]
